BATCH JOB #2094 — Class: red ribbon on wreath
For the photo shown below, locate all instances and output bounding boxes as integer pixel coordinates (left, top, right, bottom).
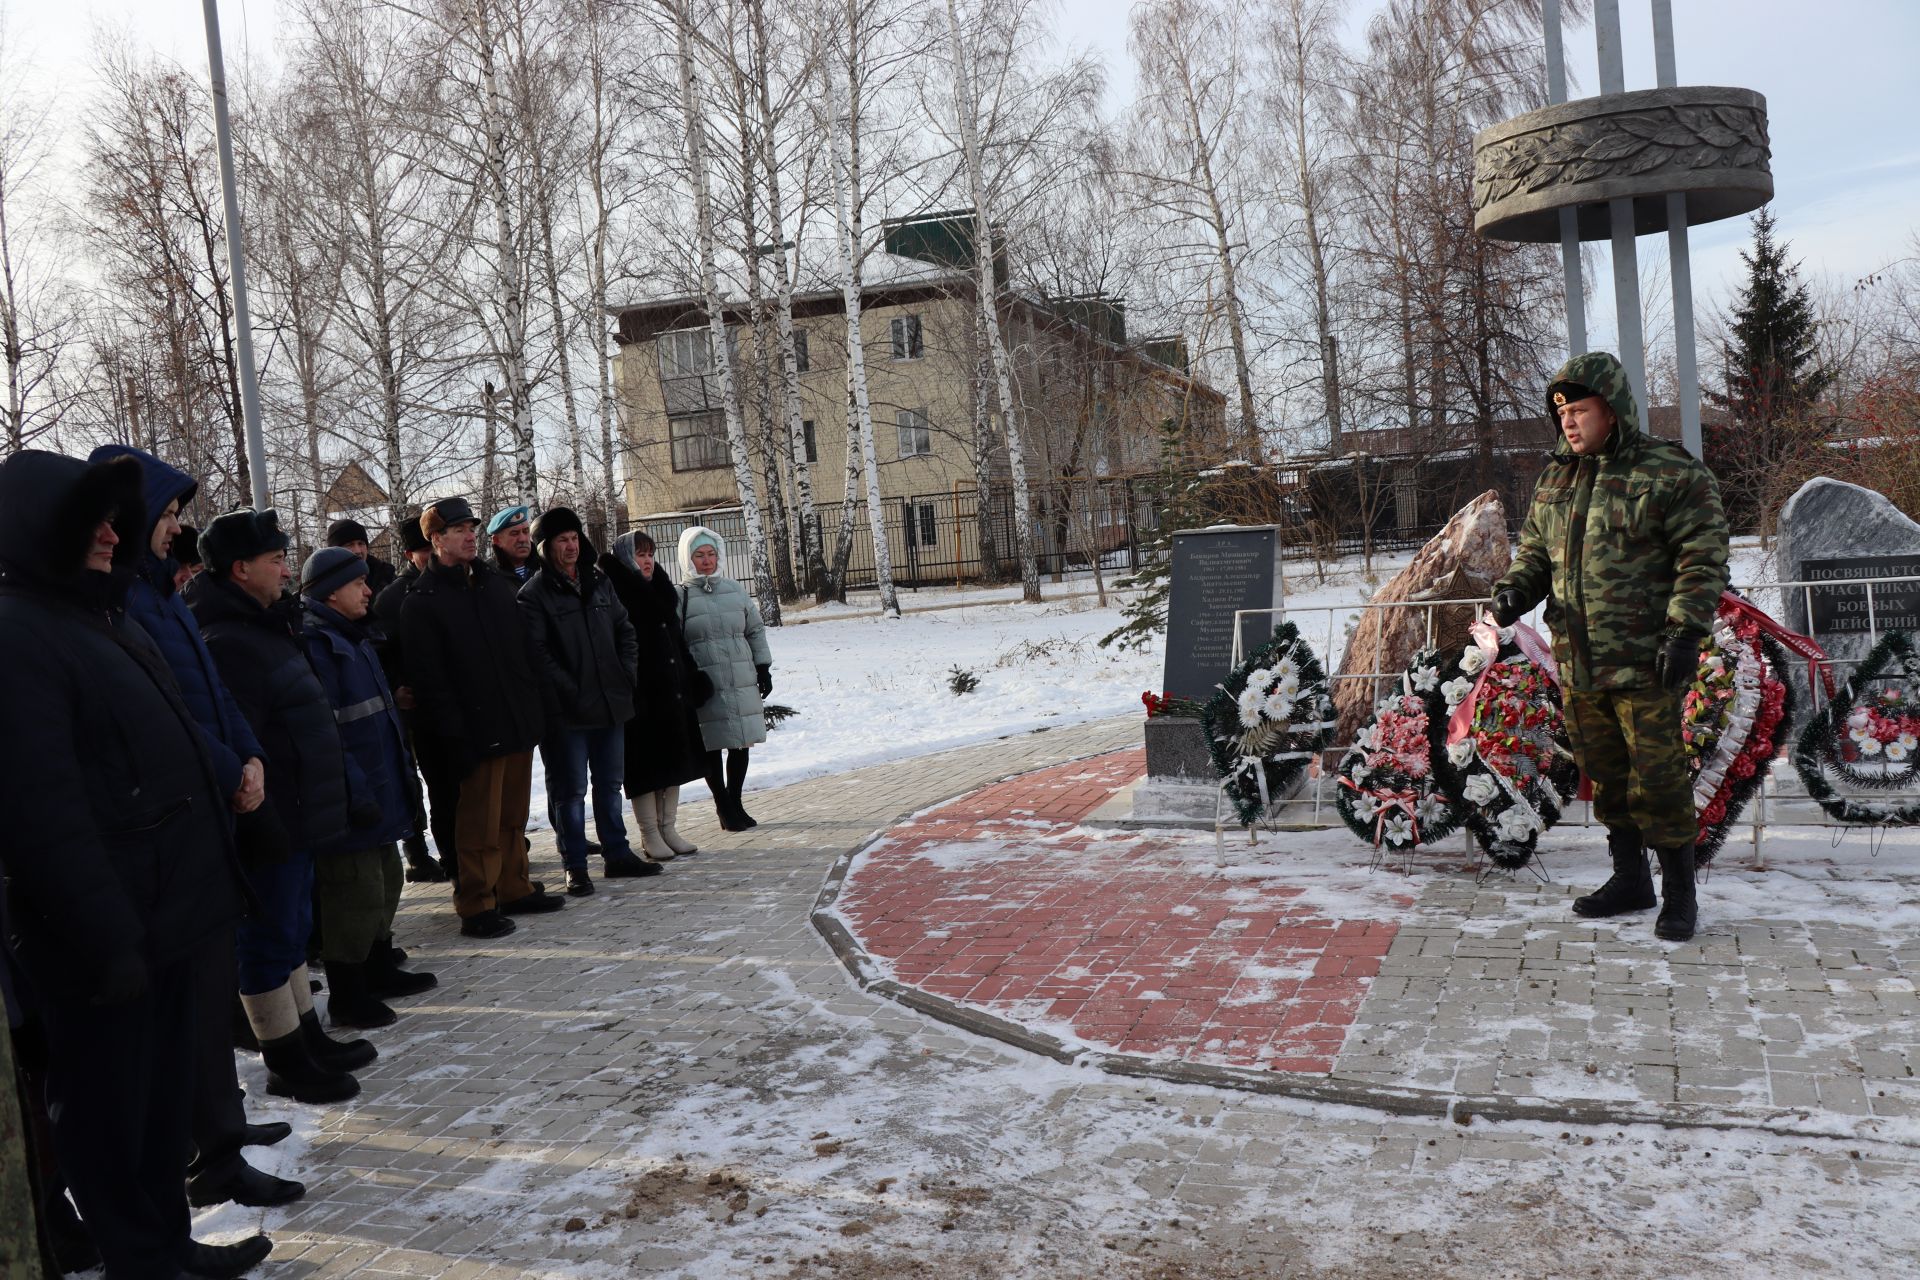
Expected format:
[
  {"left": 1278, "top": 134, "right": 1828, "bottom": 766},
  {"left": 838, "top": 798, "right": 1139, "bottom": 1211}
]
[
  {"left": 1717, "top": 590, "right": 1835, "bottom": 700},
  {"left": 1337, "top": 777, "right": 1423, "bottom": 848}
]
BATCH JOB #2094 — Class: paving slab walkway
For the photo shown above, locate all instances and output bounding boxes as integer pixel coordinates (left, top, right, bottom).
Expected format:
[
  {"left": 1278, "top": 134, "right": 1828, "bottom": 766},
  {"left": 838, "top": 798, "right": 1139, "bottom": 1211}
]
[
  {"left": 199, "top": 716, "right": 1920, "bottom": 1279},
  {"left": 827, "top": 748, "right": 1920, "bottom": 1131}
]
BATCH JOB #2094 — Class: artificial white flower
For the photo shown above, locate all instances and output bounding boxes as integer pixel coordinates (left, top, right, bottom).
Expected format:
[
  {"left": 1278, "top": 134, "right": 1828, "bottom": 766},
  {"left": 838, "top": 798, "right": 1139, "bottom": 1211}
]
[
  {"left": 1416, "top": 794, "right": 1448, "bottom": 824},
  {"left": 1848, "top": 708, "right": 1873, "bottom": 729},
  {"left": 1410, "top": 665, "right": 1439, "bottom": 693},
  {"left": 1460, "top": 646, "right": 1489, "bottom": 675},
  {"left": 1275, "top": 657, "right": 1299, "bottom": 682},
  {"left": 1275, "top": 672, "right": 1301, "bottom": 698},
  {"left": 1442, "top": 677, "right": 1474, "bottom": 708},
  {"left": 1351, "top": 794, "right": 1379, "bottom": 821},
  {"left": 1900, "top": 732, "right": 1918, "bottom": 751},
  {"left": 1355, "top": 724, "right": 1378, "bottom": 751},
  {"left": 1237, "top": 686, "right": 1265, "bottom": 724},
  {"left": 1888, "top": 742, "right": 1910, "bottom": 763},
  {"left": 1850, "top": 726, "right": 1874, "bottom": 744},
  {"left": 1351, "top": 762, "right": 1371, "bottom": 784},
  {"left": 1858, "top": 736, "right": 1883, "bottom": 757},
  {"left": 1496, "top": 807, "right": 1537, "bottom": 842},
  {"left": 1446, "top": 739, "right": 1475, "bottom": 767},
  {"left": 1248, "top": 667, "right": 1275, "bottom": 693},
  {"left": 1463, "top": 773, "right": 1498, "bottom": 807},
  {"left": 1382, "top": 815, "right": 1414, "bottom": 847},
  {"left": 1262, "top": 691, "right": 1295, "bottom": 722}
]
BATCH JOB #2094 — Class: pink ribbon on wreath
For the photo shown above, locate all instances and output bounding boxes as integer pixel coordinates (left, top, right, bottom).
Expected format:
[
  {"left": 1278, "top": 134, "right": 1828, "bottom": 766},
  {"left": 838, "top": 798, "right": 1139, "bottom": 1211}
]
[
  {"left": 1337, "top": 777, "right": 1422, "bottom": 848},
  {"left": 1447, "top": 619, "right": 1559, "bottom": 746},
  {"left": 1717, "top": 590, "right": 1835, "bottom": 700}
]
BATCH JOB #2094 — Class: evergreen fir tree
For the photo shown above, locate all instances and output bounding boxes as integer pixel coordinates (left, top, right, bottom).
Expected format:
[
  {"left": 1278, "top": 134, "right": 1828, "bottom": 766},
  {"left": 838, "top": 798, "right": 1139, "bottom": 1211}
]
[
  {"left": 1703, "top": 207, "right": 1833, "bottom": 529},
  {"left": 1100, "top": 418, "right": 1205, "bottom": 652}
]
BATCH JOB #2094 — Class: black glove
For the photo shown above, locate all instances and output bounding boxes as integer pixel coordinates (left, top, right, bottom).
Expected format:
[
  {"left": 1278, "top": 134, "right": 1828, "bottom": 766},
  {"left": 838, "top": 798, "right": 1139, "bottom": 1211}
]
[
  {"left": 1490, "top": 589, "right": 1528, "bottom": 628},
  {"left": 1654, "top": 628, "right": 1705, "bottom": 693},
  {"left": 690, "top": 669, "right": 716, "bottom": 707},
  {"left": 90, "top": 947, "right": 149, "bottom": 1007},
  {"left": 350, "top": 800, "right": 384, "bottom": 830},
  {"left": 755, "top": 665, "right": 773, "bottom": 698}
]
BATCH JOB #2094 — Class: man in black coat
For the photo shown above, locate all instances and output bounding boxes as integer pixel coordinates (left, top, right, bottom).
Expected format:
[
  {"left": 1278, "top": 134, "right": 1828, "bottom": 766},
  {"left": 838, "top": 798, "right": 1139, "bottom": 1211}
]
[
  {"left": 401, "top": 498, "right": 561, "bottom": 938},
  {"left": 519, "top": 508, "right": 648, "bottom": 896},
  {"left": 326, "top": 517, "right": 396, "bottom": 596},
  {"left": 194, "top": 509, "right": 373, "bottom": 1105},
  {"left": 372, "top": 518, "right": 448, "bottom": 884},
  {"left": 0, "top": 451, "right": 270, "bottom": 1280}
]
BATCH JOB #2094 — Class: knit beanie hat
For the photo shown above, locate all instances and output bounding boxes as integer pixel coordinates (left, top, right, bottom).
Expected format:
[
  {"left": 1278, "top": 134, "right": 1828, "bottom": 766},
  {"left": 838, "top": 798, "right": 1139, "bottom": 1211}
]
[
  {"left": 326, "top": 518, "right": 369, "bottom": 547},
  {"left": 302, "top": 545, "right": 370, "bottom": 602}
]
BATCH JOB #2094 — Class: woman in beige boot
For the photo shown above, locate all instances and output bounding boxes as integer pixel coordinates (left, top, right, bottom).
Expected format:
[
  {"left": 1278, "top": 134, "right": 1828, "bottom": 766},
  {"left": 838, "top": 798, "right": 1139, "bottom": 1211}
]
[{"left": 603, "top": 530, "right": 710, "bottom": 862}]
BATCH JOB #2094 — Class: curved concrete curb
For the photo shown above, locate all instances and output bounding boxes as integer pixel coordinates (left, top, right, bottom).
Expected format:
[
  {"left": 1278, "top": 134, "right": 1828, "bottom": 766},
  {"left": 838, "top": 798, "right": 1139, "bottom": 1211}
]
[{"left": 810, "top": 784, "right": 1909, "bottom": 1148}]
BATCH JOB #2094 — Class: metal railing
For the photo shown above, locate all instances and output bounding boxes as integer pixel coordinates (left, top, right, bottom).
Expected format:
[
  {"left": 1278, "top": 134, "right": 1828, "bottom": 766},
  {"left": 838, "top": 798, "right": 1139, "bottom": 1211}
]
[{"left": 1211, "top": 570, "right": 1920, "bottom": 860}]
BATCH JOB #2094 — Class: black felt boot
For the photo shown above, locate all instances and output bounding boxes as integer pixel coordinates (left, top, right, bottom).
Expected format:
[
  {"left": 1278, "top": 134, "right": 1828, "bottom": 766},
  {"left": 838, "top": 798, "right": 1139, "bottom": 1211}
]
[
  {"left": 260, "top": 1029, "right": 360, "bottom": 1104},
  {"left": 300, "top": 1007, "right": 377, "bottom": 1070},
  {"left": 326, "top": 963, "right": 397, "bottom": 1030},
  {"left": 367, "top": 938, "right": 437, "bottom": 999},
  {"left": 1654, "top": 842, "right": 1699, "bottom": 942},
  {"left": 1572, "top": 828, "right": 1657, "bottom": 918}
]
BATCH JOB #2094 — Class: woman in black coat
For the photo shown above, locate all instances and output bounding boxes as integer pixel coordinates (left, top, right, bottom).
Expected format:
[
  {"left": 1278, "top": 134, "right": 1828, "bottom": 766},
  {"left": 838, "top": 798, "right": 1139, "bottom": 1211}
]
[{"left": 603, "top": 531, "right": 709, "bottom": 859}]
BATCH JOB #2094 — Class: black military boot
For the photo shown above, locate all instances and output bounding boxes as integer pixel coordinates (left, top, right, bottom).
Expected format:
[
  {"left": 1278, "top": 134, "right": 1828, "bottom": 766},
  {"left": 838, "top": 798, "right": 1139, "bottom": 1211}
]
[
  {"left": 1572, "top": 828, "right": 1657, "bottom": 918},
  {"left": 1654, "top": 842, "right": 1699, "bottom": 942},
  {"left": 299, "top": 1007, "right": 377, "bottom": 1070},
  {"left": 367, "top": 937, "right": 437, "bottom": 999}
]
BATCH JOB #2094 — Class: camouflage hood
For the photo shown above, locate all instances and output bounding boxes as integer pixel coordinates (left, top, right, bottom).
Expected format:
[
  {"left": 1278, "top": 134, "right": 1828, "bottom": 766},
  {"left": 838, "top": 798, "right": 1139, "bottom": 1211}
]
[{"left": 1547, "top": 351, "right": 1640, "bottom": 456}]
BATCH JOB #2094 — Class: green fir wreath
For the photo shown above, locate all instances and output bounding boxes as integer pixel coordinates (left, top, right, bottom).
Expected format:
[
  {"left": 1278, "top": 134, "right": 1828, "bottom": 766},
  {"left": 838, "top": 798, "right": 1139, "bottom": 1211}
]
[
  {"left": 1333, "top": 647, "right": 1463, "bottom": 852},
  {"left": 1794, "top": 630, "right": 1920, "bottom": 826},
  {"left": 1202, "top": 622, "right": 1335, "bottom": 826}
]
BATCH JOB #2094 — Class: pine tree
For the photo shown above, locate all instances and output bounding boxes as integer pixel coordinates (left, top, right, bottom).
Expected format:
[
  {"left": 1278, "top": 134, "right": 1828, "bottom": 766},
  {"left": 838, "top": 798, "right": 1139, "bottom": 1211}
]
[{"left": 1704, "top": 208, "right": 1833, "bottom": 529}]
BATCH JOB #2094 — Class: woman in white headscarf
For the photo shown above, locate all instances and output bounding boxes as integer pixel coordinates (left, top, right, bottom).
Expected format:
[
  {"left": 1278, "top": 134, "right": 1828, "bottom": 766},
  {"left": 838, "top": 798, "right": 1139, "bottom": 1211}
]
[{"left": 675, "top": 527, "right": 771, "bottom": 830}]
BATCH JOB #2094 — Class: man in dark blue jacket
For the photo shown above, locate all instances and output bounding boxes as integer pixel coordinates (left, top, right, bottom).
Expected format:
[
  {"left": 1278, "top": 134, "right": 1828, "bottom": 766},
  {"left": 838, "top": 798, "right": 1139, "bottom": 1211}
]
[
  {"left": 0, "top": 451, "right": 268, "bottom": 1280},
  {"left": 301, "top": 547, "right": 438, "bottom": 1028},
  {"left": 195, "top": 509, "right": 373, "bottom": 1106},
  {"left": 85, "top": 445, "right": 302, "bottom": 1213}
]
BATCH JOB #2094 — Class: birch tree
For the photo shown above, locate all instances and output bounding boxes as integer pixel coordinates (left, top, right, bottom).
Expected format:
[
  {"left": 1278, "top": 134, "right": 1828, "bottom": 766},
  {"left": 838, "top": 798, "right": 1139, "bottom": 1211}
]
[
  {"left": 0, "top": 10, "right": 72, "bottom": 453},
  {"left": 825, "top": 0, "right": 899, "bottom": 619},
  {"left": 671, "top": 0, "right": 781, "bottom": 623}
]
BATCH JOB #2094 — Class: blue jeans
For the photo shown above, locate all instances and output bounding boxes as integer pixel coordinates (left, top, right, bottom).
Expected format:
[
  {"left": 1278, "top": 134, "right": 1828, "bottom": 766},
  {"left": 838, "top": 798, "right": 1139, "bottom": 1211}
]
[{"left": 540, "top": 724, "right": 632, "bottom": 871}]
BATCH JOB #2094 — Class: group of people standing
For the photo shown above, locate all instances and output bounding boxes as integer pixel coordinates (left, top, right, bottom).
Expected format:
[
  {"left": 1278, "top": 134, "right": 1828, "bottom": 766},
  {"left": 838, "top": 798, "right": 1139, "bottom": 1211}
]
[{"left": 0, "top": 444, "right": 774, "bottom": 1278}]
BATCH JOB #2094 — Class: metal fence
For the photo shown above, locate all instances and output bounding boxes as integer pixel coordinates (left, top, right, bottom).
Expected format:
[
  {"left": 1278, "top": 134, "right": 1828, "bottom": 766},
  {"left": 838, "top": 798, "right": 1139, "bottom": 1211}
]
[{"left": 625, "top": 476, "right": 1160, "bottom": 592}]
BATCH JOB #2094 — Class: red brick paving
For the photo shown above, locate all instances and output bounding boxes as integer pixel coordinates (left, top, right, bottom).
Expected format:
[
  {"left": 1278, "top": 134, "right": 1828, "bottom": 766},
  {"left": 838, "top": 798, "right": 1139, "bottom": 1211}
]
[{"left": 834, "top": 748, "right": 1404, "bottom": 1074}]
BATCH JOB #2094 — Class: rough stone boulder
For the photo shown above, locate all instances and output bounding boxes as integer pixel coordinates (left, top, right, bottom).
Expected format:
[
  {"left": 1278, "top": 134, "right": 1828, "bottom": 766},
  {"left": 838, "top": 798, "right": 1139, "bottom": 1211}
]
[{"left": 1332, "top": 491, "right": 1513, "bottom": 748}]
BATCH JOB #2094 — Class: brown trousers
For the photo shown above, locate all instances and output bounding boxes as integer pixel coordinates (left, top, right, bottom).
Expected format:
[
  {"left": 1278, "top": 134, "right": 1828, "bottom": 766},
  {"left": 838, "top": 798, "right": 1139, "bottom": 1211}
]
[{"left": 453, "top": 751, "right": 535, "bottom": 917}]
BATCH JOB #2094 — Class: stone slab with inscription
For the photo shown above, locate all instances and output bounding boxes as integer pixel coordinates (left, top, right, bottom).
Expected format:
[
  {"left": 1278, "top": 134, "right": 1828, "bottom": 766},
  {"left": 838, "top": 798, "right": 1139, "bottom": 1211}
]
[
  {"left": 1161, "top": 526, "right": 1283, "bottom": 705},
  {"left": 1776, "top": 479, "right": 1920, "bottom": 712}
]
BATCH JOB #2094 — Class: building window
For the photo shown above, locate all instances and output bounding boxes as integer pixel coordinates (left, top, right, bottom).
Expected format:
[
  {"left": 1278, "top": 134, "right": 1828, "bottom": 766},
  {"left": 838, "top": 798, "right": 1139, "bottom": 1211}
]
[
  {"left": 792, "top": 329, "right": 810, "bottom": 373},
  {"left": 896, "top": 408, "right": 931, "bottom": 458},
  {"left": 801, "top": 419, "right": 818, "bottom": 464},
  {"left": 670, "top": 412, "right": 729, "bottom": 472},
  {"left": 890, "top": 315, "right": 923, "bottom": 360},
  {"left": 658, "top": 328, "right": 712, "bottom": 379},
  {"left": 904, "top": 500, "right": 937, "bottom": 548}
]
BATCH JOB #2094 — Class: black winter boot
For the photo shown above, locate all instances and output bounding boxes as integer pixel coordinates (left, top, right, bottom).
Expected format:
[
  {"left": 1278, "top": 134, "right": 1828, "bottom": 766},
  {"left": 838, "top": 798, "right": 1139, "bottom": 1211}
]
[
  {"left": 187, "top": 1158, "right": 305, "bottom": 1208},
  {"left": 1572, "top": 828, "right": 1657, "bottom": 918},
  {"left": 367, "top": 938, "right": 437, "bottom": 998},
  {"left": 1654, "top": 842, "right": 1699, "bottom": 942},
  {"left": 299, "top": 1007, "right": 377, "bottom": 1070},
  {"left": 403, "top": 835, "right": 447, "bottom": 883},
  {"left": 260, "top": 1028, "right": 360, "bottom": 1104},
  {"left": 326, "top": 963, "right": 397, "bottom": 1030}
]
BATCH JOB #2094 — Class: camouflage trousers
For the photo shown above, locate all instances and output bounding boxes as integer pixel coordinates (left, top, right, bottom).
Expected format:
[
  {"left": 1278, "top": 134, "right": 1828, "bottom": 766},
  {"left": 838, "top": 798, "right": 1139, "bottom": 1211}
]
[{"left": 1562, "top": 686, "right": 1696, "bottom": 849}]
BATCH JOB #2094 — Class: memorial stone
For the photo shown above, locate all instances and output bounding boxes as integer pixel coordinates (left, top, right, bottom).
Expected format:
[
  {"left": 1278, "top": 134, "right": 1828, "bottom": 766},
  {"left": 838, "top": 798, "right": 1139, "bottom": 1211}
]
[
  {"left": 1140, "top": 525, "right": 1283, "bottom": 815},
  {"left": 1775, "top": 478, "right": 1920, "bottom": 706}
]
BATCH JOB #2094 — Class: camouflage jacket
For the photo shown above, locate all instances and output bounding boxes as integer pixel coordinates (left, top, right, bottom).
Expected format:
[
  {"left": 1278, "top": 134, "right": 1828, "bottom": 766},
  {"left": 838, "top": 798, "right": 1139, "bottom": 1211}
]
[{"left": 1495, "top": 352, "right": 1730, "bottom": 692}]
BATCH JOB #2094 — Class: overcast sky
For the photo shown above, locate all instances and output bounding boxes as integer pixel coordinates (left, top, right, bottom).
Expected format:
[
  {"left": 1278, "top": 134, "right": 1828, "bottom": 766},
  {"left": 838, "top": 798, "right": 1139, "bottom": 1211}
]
[{"left": 11, "top": 0, "right": 1918, "bottom": 353}]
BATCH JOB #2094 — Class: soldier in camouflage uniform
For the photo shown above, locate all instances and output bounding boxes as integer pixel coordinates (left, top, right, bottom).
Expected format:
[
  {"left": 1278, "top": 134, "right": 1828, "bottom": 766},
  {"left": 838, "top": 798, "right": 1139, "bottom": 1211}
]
[{"left": 1492, "top": 351, "right": 1730, "bottom": 942}]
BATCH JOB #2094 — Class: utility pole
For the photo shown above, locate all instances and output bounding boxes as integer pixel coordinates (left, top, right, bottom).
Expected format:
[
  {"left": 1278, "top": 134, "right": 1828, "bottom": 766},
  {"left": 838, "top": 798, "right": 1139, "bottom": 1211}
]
[{"left": 201, "top": 0, "right": 270, "bottom": 508}]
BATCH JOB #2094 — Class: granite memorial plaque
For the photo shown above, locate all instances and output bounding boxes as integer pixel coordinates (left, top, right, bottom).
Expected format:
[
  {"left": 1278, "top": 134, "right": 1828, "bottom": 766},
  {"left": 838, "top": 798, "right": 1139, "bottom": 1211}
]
[
  {"left": 1162, "top": 526, "right": 1283, "bottom": 704},
  {"left": 1802, "top": 555, "right": 1920, "bottom": 641}
]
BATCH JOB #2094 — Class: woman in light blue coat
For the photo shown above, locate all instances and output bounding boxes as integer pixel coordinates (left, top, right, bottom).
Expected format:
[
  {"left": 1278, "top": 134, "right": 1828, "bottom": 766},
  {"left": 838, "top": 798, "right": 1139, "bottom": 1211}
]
[{"left": 676, "top": 527, "right": 772, "bottom": 830}]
